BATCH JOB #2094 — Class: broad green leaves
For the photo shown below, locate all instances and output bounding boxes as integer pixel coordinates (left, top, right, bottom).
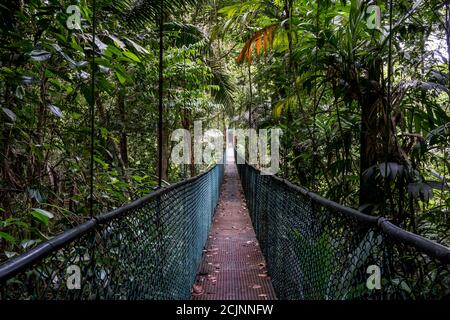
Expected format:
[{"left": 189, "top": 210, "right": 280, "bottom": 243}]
[
  {"left": 123, "top": 51, "right": 141, "bottom": 63},
  {"left": 126, "top": 38, "right": 150, "bottom": 55},
  {"left": 0, "top": 231, "right": 16, "bottom": 244},
  {"left": 31, "top": 209, "right": 54, "bottom": 227}
]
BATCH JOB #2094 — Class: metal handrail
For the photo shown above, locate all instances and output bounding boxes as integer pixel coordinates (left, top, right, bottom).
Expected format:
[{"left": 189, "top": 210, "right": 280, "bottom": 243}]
[{"left": 235, "top": 148, "right": 450, "bottom": 264}]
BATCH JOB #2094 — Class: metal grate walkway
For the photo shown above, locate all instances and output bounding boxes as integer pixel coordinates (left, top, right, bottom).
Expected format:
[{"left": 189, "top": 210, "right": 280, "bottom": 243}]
[{"left": 192, "top": 150, "right": 277, "bottom": 300}]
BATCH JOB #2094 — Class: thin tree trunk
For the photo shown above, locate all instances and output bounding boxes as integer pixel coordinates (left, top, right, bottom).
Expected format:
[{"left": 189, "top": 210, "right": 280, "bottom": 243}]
[
  {"left": 161, "top": 117, "right": 169, "bottom": 182},
  {"left": 358, "top": 57, "right": 384, "bottom": 208},
  {"left": 35, "top": 66, "right": 48, "bottom": 187},
  {"left": 182, "top": 109, "right": 196, "bottom": 177},
  {"left": 117, "top": 87, "right": 129, "bottom": 169}
]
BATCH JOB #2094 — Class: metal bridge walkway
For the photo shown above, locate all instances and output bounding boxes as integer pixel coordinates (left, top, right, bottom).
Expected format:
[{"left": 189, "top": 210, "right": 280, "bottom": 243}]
[{"left": 192, "top": 150, "right": 276, "bottom": 300}]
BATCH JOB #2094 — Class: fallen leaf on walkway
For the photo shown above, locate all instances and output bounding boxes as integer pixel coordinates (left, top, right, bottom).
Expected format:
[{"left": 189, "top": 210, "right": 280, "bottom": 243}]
[
  {"left": 252, "top": 285, "right": 262, "bottom": 289},
  {"left": 192, "top": 284, "right": 203, "bottom": 295}
]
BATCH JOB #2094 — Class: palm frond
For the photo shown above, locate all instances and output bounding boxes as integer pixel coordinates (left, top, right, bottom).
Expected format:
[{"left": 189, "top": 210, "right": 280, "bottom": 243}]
[
  {"left": 206, "top": 61, "right": 236, "bottom": 107},
  {"left": 115, "top": 0, "right": 199, "bottom": 29},
  {"left": 164, "top": 22, "right": 209, "bottom": 48},
  {"left": 236, "top": 24, "right": 277, "bottom": 64}
]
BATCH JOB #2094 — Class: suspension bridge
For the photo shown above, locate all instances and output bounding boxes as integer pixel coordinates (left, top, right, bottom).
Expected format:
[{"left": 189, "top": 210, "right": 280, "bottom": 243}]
[{"left": 0, "top": 146, "right": 449, "bottom": 300}]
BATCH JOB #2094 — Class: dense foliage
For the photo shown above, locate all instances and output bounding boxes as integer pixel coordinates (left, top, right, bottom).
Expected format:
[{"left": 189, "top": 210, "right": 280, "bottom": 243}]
[
  {"left": 0, "top": 0, "right": 233, "bottom": 260},
  {"left": 219, "top": 0, "right": 449, "bottom": 245}
]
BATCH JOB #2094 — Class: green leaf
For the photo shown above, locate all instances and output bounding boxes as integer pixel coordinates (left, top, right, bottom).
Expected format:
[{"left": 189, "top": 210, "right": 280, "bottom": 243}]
[
  {"left": 123, "top": 51, "right": 141, "bottom": 63},
  {"left": 132, "top": 175, "right": 145, "bottom": 182},
  {"left": 30, "top": 50, "right": 51, "bottom": 61},
  {"left": 115, "top": 69, "right": 128, "bottom": 85},
  {"left": 2, "top": 108, "right": 16, "bottom": 122},
  {"left": 0, "top": 231, "right": 16, "bottom": 244},
  {"left": 28, "top": 188, "right": 43, "bottom": 203},
  {"left": 48, "top": 104, "right": 64, "bottom": 118},
  {"left": 31, "top": 208, "right": 54, "bottom": 226},
  {"left": 31, "top": 212, "right": 49, "bottom": 226},
  {"left": 1, "top": 217, "right": 28, "bottom": 228},
  {"left": 94, "top": 156, "right": 109, "bottom": 169},
  {"left": 52, "top": 44, "right": 77, "bottom": 66},
  {"left": 21, "top": 239, "right": 37, "bottom": 249},
  {"left": 108, "top": 35, "right": 126, "bottom": 49},
  {"left": 15, "top": 85, "right": 25, "bottom": 99},
  {"left": 32, "top": 208, "right": 54, "bottom": 219},
  {"left": 101, "top": 127, "right": 108, "bottom": 140},
  {"left": 71, "top": 112, "right": 81, "bottom": 120},
  {"left": 126, "top": 38, "right": 149, "bottom": 54},
  {"left": 5, "top": 251, "right": 17, "bottom": 259}
]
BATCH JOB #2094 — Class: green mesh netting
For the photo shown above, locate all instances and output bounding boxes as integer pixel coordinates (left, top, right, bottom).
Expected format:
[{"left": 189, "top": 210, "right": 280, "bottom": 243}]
[
  {"left": 0, "top": 163, "right": 224, "bottom": 300},
  {"left": 235, "top": 152, "right": 450, "bottom": 300}
]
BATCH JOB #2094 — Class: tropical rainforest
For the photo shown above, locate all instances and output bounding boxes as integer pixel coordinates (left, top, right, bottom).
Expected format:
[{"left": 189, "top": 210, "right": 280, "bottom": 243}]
[{"left": 0, "top": 0, "right": 449, "bottom": 263}]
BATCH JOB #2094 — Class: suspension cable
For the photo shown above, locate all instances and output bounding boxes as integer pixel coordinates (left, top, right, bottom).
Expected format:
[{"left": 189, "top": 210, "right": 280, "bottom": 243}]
[
  {"left": 183, "top": 49, "right": 187, "bottom": 179},
  {"left": 89, "top": 0, "right": 97, "bottom": 218},
  {"left": 158, "top": 0, "right": 164, "bottom": 188},
  {"left": 383, "top": 0, "right": 394, "bottom": 216},
  {"left": 311, "top": 0, "right": 320, "bottom": 191}
]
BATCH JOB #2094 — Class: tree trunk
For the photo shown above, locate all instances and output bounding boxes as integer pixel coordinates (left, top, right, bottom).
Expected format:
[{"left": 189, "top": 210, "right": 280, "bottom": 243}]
[
  {"left": 358, "top": 57, "right": 384, "bottom": 208},
  {"left": 117, "top": 87, "right": 129, "bottom": 170},
  {"left": 35, "top": 66, "right": 48, "bottom": 187},
  {"left": 161, "top": 118, "right": 169, "bottom": 182},
  {"left": 182, "top": 108, "right": 196, "bottom": 177}
]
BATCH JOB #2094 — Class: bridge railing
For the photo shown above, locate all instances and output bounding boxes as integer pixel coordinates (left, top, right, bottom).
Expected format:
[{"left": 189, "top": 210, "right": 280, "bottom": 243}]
[
  {"left": 0, "top": 161, "right": 224, "bottom": 300},
  {"left": 235, "top": 151, "right": 450, "bottom": 300}
]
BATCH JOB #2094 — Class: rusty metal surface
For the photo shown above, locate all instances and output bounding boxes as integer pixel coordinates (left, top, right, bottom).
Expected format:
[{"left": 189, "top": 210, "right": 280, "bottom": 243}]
[{"left": 192, "top": 160, "right": 277, "bottom": 300}]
